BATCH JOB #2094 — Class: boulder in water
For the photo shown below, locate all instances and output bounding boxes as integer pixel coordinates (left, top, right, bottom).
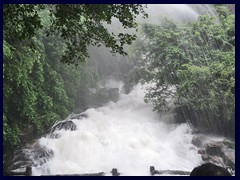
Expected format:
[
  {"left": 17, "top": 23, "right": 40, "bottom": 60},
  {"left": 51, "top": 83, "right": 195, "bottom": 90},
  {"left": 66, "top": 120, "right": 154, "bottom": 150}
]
[
  {"left": 12, "top": 141, "right": 54, "bottom": 170},
  {"left": 190, "top": 163, "right": 231, "bottom": 176},
  {"left": 196, "top": 138, "right": 235, "bottom": 171},
  {"left": 206, "top": 142, "right": 223, "bottom": 156}
]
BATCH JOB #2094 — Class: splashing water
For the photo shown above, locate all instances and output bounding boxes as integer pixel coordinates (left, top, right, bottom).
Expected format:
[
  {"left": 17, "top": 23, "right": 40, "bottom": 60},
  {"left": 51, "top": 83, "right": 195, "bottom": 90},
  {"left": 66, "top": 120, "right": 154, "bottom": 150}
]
[
  {"left": 30, "top": 83, "right": 202, "bottom": 176},
  {"left": 143, "top": 4, "right": 199, "bottom": 24}
]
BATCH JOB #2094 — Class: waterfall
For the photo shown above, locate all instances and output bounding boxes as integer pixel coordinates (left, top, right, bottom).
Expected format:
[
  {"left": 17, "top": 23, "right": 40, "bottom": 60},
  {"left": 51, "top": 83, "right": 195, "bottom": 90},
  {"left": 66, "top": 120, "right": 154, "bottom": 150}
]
[
  {"left": 30, "top": 83, "right": 202, "bottom": 175},
  {"left": 9, "top": 4, "right": 234, "bottom": 176}
]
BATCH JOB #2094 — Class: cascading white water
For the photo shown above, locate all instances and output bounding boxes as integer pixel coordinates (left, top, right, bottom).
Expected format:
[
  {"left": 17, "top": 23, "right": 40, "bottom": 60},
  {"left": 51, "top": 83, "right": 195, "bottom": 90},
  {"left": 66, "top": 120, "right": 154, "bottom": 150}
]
[
  {"left": 31, "top": 83, "right": 202, "bottom": 176},
  {"left": 18, "top": 4, "right": 220, "bottom": 175}
]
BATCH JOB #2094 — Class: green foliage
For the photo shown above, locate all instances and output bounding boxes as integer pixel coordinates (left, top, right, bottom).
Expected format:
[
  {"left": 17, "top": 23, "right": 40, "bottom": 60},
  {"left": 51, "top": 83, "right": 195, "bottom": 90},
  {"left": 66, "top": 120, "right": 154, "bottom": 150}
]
[
  {"left": 4, "top": 4, "right": 147, "bottom": 65},
  {"left": 4, "top": 4, "right": 44, "bottom": 41},
  {"left": 4, "top": 115, "right": 20, "bottom": 146},
  {"left": 136, "top": 6, "right": 235, "bottom": 124}
]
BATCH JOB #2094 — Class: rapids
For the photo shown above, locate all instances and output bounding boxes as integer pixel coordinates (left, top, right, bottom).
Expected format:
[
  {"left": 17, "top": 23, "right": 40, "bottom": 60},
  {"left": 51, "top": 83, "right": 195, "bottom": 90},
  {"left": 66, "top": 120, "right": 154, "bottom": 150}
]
[{"left": 31, "top": 83, "right": 202, "bottom": 176}]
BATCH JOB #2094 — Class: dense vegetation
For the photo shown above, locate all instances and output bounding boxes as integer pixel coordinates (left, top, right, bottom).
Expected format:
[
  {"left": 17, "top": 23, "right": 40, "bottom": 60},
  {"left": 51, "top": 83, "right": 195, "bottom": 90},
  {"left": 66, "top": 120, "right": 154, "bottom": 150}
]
[
  {"left": 134, "top": 5, "right": 235, "bottom": 137},
  {"left": 3, "top": 4, "right": 147, "bottom": 165}
]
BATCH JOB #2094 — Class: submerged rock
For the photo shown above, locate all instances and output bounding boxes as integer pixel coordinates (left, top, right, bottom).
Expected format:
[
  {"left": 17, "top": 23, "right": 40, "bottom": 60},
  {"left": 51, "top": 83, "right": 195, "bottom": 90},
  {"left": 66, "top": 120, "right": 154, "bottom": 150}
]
[
  {"left": 51, "top": 120, "right": 76, "bottom": 132},
  {"left": 12, "top": 141, "right": 54, "bottom": 170},
  {"left": 30, "top": 145, "right": 54, "bottom": 166},
  {"left": 48, "top": 133, "right": 61, "bottom": 139},
  {"left": 70, "top": 113, "right": 88, "bottom": 120},
  {"left": 210, "top": 156, "right": 224, "bottom": 166},
  {"left": 67, "top": 112, "right": 89, "bottom": 119},
  {"left": 221, "top": 148, "right": 235, "bottom": 169}
]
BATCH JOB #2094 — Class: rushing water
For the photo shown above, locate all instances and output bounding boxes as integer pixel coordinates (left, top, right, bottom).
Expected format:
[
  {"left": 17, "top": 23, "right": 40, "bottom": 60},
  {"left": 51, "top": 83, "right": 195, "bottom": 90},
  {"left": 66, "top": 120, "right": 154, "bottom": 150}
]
[
  {"left": 30, "top": 83, "right": 202, "bottom": 176},
  {"left": 10, "top": 4, "right": 231, "bottom": 176}
]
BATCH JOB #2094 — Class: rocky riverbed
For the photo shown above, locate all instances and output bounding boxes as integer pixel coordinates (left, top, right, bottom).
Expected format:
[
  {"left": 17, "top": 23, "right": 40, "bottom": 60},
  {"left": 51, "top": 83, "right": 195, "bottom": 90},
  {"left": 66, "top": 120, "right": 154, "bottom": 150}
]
[{"left": 191, "top": 134, "right": 235, "bottom": 175}]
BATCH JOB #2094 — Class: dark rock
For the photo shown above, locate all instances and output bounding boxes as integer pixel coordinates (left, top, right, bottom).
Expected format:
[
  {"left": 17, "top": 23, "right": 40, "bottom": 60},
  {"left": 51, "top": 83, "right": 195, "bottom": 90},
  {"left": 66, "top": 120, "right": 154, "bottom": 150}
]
[
  {"left": 150, "top": 166, "right": 156, "bottom": 175},
  {"left": 111, "top": 168, "right": 120, "bottom": 176},
  {"left": 27, "top": 143, "right": 54, "bottom": 166},
  {"left": 51, "top": 120, "right": 76, "bottom": 132},
  {"left": 191, "top": 134, "right": 207, "bottom": 147},
  {"left": 190, "top": 163, "right": 231, "bottom": 176},
  {"left": 12, "top": 142, "right": 54, "bottom": 170},
  {"left": 206, "top": 142, "right": 223, "bottom": 156},
  {"left": 70, "top": 113, "right": 88, "bottom": 120},
  {"left": 198, "top": 149, "right": 206, "bottom": 154},
  {"left": 26, "top": 166, "right": 32, "bottom": 176},
  {"left": 48, "top": 133, "right": 61, "bottom": 139}
]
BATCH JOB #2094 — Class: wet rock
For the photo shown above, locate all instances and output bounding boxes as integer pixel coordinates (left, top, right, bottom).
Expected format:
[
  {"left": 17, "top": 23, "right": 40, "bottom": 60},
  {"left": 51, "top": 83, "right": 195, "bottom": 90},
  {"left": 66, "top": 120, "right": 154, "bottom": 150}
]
[
  {"left": 198, "top": 149, "right": 206, "bottom": 154},
  {"left": 222, "top": 139, "right": 235, "bottom": 149},
  {"left": 31, "top": 146, "right": 54, "bottom": 166},
  {"left": 221, "top": 148, "right": 235, "bottom": 169},
  {"left": 111, "top": 168, "right": 120, "bottom": 176},
  {"left": 48, "top": 133, "right": 61, "bottom": 139},
  {"left": 201, "top": 154, "right": 210, "bottom": 161},
  {"left": 206, "top": 142, "right": 223, "bottom": 156},
  {"left": 191, "top": 134, "right": 207, "bottom": 147},
  {"left": 197, "top": 138, "right": 235, "bottom": 171},
  {"left": 51, "top": 120, "right": 76, "bottom": 132},
  {"left": 12, "top": 142, "right": 54, "bottom": 170},
  {"left": 70, "top": 113, "right": 88, "bottom": 120},
  {"left": 210, "top": 156, "right": 224, "bottom": 166}
]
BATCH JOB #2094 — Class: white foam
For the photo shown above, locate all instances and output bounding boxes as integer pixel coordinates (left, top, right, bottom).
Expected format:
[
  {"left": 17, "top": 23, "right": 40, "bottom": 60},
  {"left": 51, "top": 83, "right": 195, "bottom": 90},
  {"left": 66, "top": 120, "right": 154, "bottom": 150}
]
[{"left": 32, "top": 84, "right": 202, "bottom": 176}]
